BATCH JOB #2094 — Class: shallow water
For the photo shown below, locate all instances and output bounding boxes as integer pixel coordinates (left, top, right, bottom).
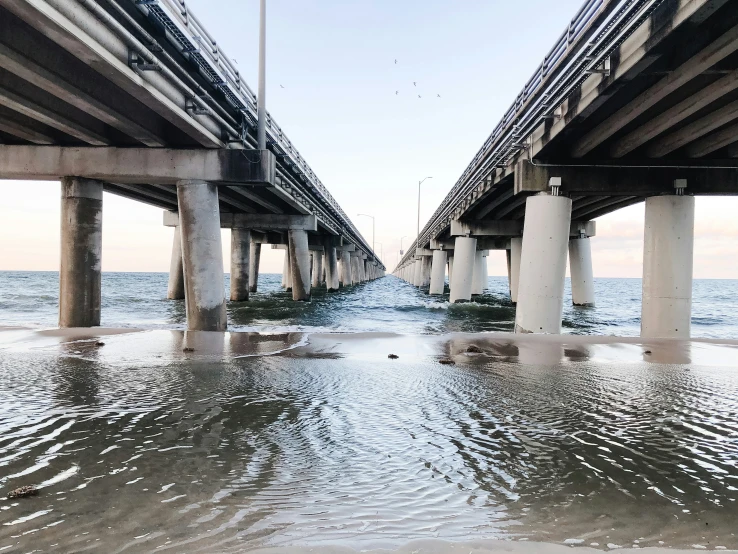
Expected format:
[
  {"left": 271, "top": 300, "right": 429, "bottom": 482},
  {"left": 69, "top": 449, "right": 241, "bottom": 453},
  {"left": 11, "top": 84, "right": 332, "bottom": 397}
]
[
  {"left": 1, "top": 271, "right": 737, "bottom": 338},
  {"left": 0, "top": 331, "right": 737, "bottom": 552}
]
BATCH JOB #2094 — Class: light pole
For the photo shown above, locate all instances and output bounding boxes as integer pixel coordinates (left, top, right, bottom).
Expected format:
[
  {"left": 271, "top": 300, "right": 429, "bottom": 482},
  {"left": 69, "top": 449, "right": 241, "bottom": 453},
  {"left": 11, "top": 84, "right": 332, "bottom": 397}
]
[
  {"left": 357, "top": 213, "right": 375, "bottom": 254},
  {"left": 399, "top": 235, "right": 407, "bottom": 255},
  {"left": 257, "top": 0, "right": 267, "bottom": 150},
  {"left": 417, "top": 177, "right": 432, "bottom": 253},
  {"left": 375, "top": 242, "right": 383, "bottom": 262}
]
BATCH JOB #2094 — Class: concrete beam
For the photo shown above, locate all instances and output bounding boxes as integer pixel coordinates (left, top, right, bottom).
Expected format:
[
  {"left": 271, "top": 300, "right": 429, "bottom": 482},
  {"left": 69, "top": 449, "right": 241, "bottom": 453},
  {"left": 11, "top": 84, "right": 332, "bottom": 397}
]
[
  {"left": 430, "top": 238, "right": 455, "bottom": 250},
  {"left": 450, "top": 219, "right": 522, "bottom": 237},
  {"left": 335, "top": 244, "right": 356, "bottom": 252},
  {"left": 164, "top": 211, "right": 317, "bottom": 231},
  {"left": 0, "top": 146, "right": 276, "bottom": 185},
  {"left": 572, "top": 23, "right": 738, "bottom": 158},
  {"left": 514, "top": 159, "right": 738, "bottom": 196},
  {"left": 414, "top": 248, "right": 433, "bottom": 257}
]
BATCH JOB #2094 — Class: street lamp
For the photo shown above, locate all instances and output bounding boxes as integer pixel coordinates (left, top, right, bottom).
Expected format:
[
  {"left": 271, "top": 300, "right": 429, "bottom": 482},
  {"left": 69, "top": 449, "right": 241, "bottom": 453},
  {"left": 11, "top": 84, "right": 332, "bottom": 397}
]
[
  {"left": 399, "top": 235, "right": 407, "bottom": 255},
  {"left": 417, "top": 177, "right": 433, "bottom": 253},
  {"left": 257, "top": 0, "right": 267, "bottom": 150},
  {"left": 357, "top": 213, "right": 375, "bottom": 254}
]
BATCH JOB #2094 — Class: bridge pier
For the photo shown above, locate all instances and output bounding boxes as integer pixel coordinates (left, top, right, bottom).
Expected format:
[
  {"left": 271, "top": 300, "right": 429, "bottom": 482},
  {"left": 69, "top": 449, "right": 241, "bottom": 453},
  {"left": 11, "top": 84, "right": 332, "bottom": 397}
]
[
  {"left": 569, "top": 236, "right": 595, "bottom": 307},
  {"left": 340, "top": 250, "right": 352, "bottom": 286},
  {"left": 230, "top": 227, "right": 251, "bottom": 302},
  {"left": 288, "top": 230, "right": 311, "bottom": 301},
  {"left": 59, "top": 177, "right": 103, "bottom": 328},
  {"left": 506, "top": 237, "right": 522, "bottom": 305},
  {"left": 472, "top": 250, "right": 488, "bottom": 295},
  {"left": 249, "top": 242, "right": 261, "bottom": 294},
  {"left": 450, "top": 236, "right": 477, "bottom": 303},
  {"left": 167, "top": 225, "right": 185, "bottom": 300},
  {"left": 324, "top": 247, "right": 338, "bottom": 290},
  {"left": 641, "top": 194, "right": 695, "bottom": 338},
  {"left": 282, "top": 249, "right": 292, "bottom": 291},
  {"left": 413, "top": 259, "right": 422, "bottom": 287},
  {"left": 312, "top": 250, "right": 324, "bottom": 288},
  {"left": 420, "top": 255, "right": 432, "bottom": 288},
  {"left": 515, "top": 193, "right": 572, "bottom": 334},
  {"left": 429, "top": 250, "right": 447, "bottom": 295},
  {"left": 447, "top": 256, "right": 454, "bottom": 290},
  {"left": 176, "top": 181, "right": 227, "bottom": 331}
]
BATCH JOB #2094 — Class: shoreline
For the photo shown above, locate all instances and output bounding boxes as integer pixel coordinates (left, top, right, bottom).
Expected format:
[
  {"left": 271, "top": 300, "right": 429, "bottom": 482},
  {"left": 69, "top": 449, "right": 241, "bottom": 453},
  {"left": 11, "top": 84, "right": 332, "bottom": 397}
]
[{"left": 2, "top": 326, "right": 737, "bottom": 365}]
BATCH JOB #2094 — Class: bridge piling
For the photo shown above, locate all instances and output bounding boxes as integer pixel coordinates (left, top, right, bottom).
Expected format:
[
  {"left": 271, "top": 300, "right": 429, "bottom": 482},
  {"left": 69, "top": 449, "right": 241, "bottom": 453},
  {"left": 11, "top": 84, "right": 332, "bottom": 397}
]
[
  {"left": 471, "top": 251, "right": 488, "bottom": 295},
  {"left": 569, "top": 236, "right": 595, "bottom": 307},
  {"left": 281, "top": 249, "right": 292, "bottom": 291},
  {"left": 230, "top": 227, "right": 251, "bottom": 302},
  {"left": 176, "top": 181, "right": 227, "bottom": 332},
  {"left": 449, "top": 237, "right": 477, "bottom": 303},
  {"left": 167, "top": 225, "right": 185, "bottom": 301},
  {"left": 288, "top": 230, "right": 311, "bottom": 301},
  {"left": 325, "top": 247, "right": 339, "bottom": 291},
  {"left": 515, "top": 193, "right": 572, "bottom": 334},
  {"left": 641, "top": 195, "right": 695, "bottom": 339},
  {"left": 59, "top": 177, "right": 103, "bottom": 328},
  {"left": 420, "top": 256, "right": 432, "bottom": 288},
  {"left": 311, "top": 250, "right": 324, "bottom": 288},
  {"left": 339, "top": 250, "right": 352, "bottom": 286},
  {"left": 448, "top": 256, "right": 454, "bottom": 291},
  {"left": 429, "top": 250, "right": 448, "bottom": 295},
  {"left": 249, "top": 242, "right": 261, "bottom": 294},
  {"left": 507, "top": 237, "right": 522, "bottom": 306}
]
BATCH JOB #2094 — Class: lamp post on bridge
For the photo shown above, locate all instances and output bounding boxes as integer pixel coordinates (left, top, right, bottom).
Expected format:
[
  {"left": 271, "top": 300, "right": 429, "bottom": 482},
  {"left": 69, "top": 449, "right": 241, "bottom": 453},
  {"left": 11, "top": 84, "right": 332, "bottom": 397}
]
[
  {"left": 417, "top": 177, "right": 432, "bottom": 253},
  {"left": 375, "top": 242, "right": 383, "bottom": 263},
  {"left": 257, "top": 0, "right": 267, "bottom": 150},
  {"left": 357, "top": 213, "right": 375, "bottom": 254}
]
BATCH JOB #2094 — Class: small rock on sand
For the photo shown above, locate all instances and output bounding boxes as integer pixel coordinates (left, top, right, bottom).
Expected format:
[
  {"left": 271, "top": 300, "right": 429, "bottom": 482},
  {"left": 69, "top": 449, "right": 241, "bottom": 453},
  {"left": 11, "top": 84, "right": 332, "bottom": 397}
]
[
  {"left": 439, "top": 358, "right": 455, "bottom": 365},
  {"left": 388, "top": 354, "right": 399, "bottom": 359},
  {"left": 466, "top": 345, "right": 483, "bottom": 353},
  {"left": 183, "top": 347, "right": 195, "bottom": 353},
  {"left": 7, "top": 486, "right": 38, "bottom": 499}
]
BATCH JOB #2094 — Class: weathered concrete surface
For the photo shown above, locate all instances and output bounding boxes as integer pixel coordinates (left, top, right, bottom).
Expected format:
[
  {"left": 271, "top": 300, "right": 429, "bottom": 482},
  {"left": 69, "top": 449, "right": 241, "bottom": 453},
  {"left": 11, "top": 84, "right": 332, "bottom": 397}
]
[
  {"left": 177, "top": 181, "right": 227, "bottom": 331},
  {"left": 165, "top": 211, "right": 317, "bottom": 231},
  {"left": 507, "top": 237, "right": 522, "bottom": 305},
  {"left": 642, "top": 195, "right": 695, "bottom": 339},
  {"left": 167, "top": 225, "right": 185, "bottom": 300},
  {"left": 230, "top": 227, "right": 251, "bottom": 302},
  {"left": 515, "top": 194, "right": 572, "bottom": 334},
  {"left": 311, "top": 252, "right": 324, "bottom": 288},
  {"left": 289, "top": 230, "right": 312, "bottom": 301},
  {"left": 59, "top": 177, "right": 103, "bottom": 328}
]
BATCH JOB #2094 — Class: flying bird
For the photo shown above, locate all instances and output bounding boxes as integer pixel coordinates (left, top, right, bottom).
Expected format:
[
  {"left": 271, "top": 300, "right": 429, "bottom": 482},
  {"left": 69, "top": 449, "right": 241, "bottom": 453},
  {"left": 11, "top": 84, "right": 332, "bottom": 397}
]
[
  {"left": 395, "top": 91, "right": 399, "bottom": 95},
  {"left": 418, "top": 95, "right": 421, "bottom": 99},
  {"left": 413, "top": 82, "right": 417, "bottom": 87},
  {"left": 394, "top": 59, "right": 397, "bottom": 64},
  {"left": 437, "top": 94, "right": 441, "bottom": 98},
  {"left": 280, "top": 84, "right": 285, "bottom": 89}
]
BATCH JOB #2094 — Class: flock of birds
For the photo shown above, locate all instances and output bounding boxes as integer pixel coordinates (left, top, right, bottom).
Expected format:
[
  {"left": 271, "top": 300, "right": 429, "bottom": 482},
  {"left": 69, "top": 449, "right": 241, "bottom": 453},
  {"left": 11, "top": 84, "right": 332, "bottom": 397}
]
[{"left": 394, "top": 59, "right": 441, "bottom": 99}]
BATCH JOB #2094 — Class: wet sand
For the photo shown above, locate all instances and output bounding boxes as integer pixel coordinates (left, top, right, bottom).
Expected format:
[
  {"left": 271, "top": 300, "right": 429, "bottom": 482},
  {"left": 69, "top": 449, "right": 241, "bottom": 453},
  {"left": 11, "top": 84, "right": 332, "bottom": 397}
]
[{"left": 1, "top": 327, "right": 737, "bottom": 552}]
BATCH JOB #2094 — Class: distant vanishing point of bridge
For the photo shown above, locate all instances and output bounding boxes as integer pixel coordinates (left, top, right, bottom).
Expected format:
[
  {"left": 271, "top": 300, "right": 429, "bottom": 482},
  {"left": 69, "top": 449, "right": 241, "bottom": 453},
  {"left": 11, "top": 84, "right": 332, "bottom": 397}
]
[
  {"left": 395, "top": 0, "right": 738, "bottom": 339},
  {"left": 0, "top": 0, "right": 384, "bottom": 331}
]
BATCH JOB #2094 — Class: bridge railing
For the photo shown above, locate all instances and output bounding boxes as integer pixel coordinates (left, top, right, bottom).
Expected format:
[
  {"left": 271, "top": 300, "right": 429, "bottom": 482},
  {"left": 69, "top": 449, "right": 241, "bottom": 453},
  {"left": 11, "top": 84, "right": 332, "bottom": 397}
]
[
  {"left": 398, "top": 0, "right": 665, "bottom": 268},
  {"left": 135, "top": 0, "right": 381, "bottom": 266}
]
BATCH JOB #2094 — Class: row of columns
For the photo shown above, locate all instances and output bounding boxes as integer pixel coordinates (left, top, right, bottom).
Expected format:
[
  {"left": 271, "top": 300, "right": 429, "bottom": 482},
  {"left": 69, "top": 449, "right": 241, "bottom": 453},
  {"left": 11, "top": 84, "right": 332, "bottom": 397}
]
[
  {"left": 394, "top": 189, "right": 694, "bottom": 339},
  {"left": 60, "top": 179, "right": 384, "bottom": 331}
]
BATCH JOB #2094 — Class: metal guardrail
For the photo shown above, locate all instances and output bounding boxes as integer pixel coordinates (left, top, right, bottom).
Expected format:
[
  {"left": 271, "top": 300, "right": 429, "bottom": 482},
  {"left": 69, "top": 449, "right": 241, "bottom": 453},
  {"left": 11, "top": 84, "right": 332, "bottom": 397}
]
[
  {"left": 397, "top": 0, "right": 667, "bottom": 269},
  {"left": 131, "top": 0, "right": 382, "bottom": 266}
]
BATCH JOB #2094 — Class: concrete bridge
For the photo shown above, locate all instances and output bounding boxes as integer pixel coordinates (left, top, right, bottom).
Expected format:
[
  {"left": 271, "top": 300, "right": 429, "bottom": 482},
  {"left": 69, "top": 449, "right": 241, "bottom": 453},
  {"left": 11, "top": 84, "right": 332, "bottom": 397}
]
[
  {"left": 394, "top": 0, "right": 738, "bottom": 338},
  {"left": 0, "top": 0, "right": 384, "bottom": 331}
]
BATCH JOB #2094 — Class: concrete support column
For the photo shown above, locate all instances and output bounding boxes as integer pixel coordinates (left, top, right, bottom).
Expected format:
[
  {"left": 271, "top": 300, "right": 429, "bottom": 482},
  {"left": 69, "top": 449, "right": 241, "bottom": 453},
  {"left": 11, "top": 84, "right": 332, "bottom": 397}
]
[
  {"left": 472, "top": 251, "right": 487, "bottom": 295},
  {"left": 249, "top": 243, "right": 261, "bottom": 293},
  {"left": 281, "top": 249, "right": 292, "bottom": 290},
  {"left": 340, "top": 251, "right": 352, "bottom": 286},
  {"left": 312, "top": 251, "right": 324, "bottom": 288},
  {"left": 167, "top": 225, "right": 185, "bottom": 300},
  {"left": 420, "top": 256, "right": 432, "bottom": 288},
  {"left": 413, "top": 259, "right": 422, "bottom": 287},
  {"left": 325, "top": 247, "right": 339, "bottom": 291},
  {"left": 448, "top": 256, "right": 454, "bottom": 290},
  {"left": 230, "top": 227, "right": 251, "bottom": 302},
  {"left": 641, "top": 195, "right": 695, "bottom": 339},
  {"left": 288, "top": 230, "right": 312, "bottom": 301},
  {"left": 429, "top": 250, "right": 448, "bottom": 295},
  {"left": 569, "top": 237, "right": 595, "bottom": 307},
  {"left": 449, "top": 237, "right": 477, "bottom": 303},
  {"left": 507, "top": 237, "right": 522, "bottom": 305},
  {"left": 515, "top": 194, "right": 572, "bottom": 334},
  {"left": 177, "top": 181, "right": 227, "bottom": 331},
  {"left": 59, "top": 177, "right": 103, "bottom": 328}
]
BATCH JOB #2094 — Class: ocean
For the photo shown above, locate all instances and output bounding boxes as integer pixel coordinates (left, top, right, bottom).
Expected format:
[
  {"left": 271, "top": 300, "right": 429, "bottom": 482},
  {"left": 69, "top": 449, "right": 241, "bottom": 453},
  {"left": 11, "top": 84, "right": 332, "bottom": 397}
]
[{"left": 0, "top": 271, "right": 737, "bottom": 338}]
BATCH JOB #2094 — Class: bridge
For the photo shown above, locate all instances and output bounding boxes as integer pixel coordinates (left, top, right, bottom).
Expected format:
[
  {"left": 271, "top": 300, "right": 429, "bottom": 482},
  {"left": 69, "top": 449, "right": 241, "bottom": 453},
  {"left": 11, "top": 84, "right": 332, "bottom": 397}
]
[
  {"left": 394, "top": 0, "right": 738, "bottom": 339},
  {"left": 0, "top": 0, "right": 384, "bottom": 331}
]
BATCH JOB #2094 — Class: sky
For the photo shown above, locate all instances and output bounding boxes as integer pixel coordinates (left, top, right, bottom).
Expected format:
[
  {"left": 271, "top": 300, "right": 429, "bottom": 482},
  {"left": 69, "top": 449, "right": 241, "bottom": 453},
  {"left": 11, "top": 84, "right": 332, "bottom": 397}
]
[{"left": 1, "top": 0, "right": 736, "bottom": 278}]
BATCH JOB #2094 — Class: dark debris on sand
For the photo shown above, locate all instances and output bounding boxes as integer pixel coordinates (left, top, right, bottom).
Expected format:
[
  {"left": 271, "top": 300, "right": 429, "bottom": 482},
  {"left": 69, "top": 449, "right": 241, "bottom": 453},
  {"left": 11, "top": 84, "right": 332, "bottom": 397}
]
[
  {"left": 439, "top": 358, "right": 456, "bottom": 365},
  {"left": 388, "top": 354, "right": 399, "bottom": 359},
  {"left": 466, "top": 345, "right": 483, "bottom": 353},
  {"left": 7, "top": 486, "right": 38, "bottom": 499}
]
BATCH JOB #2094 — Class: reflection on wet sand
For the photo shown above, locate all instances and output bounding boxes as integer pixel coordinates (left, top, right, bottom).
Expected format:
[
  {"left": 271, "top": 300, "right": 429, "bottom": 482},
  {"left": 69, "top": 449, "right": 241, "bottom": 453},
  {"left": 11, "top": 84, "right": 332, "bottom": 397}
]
[{"left": 0, "top": 328, "right": 737, "bottom": 552}]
